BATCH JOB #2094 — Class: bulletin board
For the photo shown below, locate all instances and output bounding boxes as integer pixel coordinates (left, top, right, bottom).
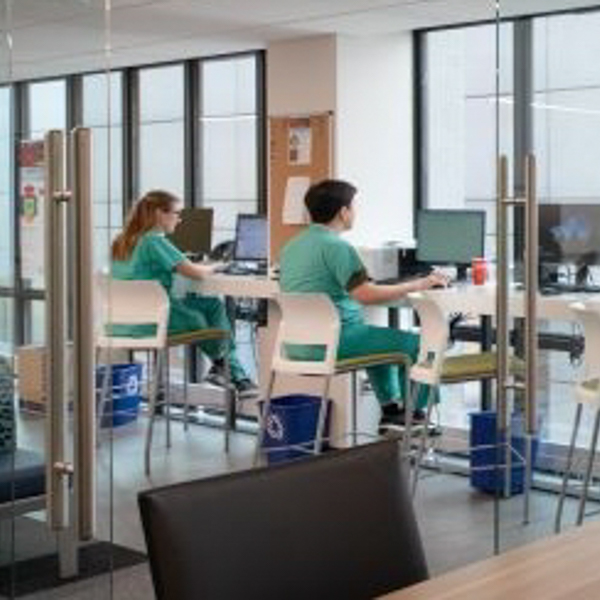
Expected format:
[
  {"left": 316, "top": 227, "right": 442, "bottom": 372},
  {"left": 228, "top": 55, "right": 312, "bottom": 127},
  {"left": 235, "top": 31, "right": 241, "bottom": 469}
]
[{"left": 269, "top": 113, "right": 333, "bottom": 262}]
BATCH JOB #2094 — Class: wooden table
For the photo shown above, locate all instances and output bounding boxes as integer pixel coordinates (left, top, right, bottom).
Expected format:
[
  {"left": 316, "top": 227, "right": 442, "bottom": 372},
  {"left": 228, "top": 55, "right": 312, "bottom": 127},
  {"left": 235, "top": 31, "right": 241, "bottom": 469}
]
[{"left": 383, "top": 520, "right": 600, "bottom": 600}]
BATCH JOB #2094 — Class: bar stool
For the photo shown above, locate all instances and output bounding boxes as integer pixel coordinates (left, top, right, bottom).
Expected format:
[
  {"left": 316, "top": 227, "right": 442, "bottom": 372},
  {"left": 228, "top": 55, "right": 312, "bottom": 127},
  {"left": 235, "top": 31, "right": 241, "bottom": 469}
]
[
  {"left": 408, "top": 292, "right": 525, "bottom": 492},
  {"left": 556, "top": 301, "right": 600, "bottom": 532},
  {"left": 254, "top": 293, "right": 413, "bottom": 464},
  {"left": 96, "top": 277, "right": 233, "bottom": 476}
]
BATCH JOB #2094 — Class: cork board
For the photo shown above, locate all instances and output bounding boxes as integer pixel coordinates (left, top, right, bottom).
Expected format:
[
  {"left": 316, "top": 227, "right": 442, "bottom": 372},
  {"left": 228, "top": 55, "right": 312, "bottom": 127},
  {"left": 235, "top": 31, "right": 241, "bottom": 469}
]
[{"left": 269, "top": 113, "right": 333, "bottom": 262}]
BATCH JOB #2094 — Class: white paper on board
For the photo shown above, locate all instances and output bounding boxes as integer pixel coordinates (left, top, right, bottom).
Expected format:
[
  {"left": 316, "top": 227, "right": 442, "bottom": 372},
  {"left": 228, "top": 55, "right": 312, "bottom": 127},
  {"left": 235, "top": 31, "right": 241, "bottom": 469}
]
[{"left": 282, "top": 176, "right": 310, "bottom": 224}]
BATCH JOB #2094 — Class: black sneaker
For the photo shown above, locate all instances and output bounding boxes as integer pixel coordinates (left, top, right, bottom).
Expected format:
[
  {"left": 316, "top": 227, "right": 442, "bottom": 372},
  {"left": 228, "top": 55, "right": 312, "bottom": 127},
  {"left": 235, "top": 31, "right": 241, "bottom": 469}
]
[
  {"left": 379, "top": 407, "right": 442, "bottom": 437},
  {"left": 234, "top": 378, "right": 259, "bottom": 399},
  {"left": 379, "top": 405, "right": 405, "bottom": 432},
  {"left": 204, "top": 364, "right": 228, "bottom": 388}
]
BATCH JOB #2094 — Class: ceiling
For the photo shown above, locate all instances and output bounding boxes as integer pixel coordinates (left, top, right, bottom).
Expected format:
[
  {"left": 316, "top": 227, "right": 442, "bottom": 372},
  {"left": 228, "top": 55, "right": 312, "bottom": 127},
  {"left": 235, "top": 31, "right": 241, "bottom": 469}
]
[{"left": 1, "top": 0, "right": 599, "bottom": 80}]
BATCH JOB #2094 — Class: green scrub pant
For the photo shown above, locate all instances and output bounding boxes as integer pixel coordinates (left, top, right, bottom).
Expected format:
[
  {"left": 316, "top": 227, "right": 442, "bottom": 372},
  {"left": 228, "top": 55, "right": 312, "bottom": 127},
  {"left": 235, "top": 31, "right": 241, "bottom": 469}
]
[
  {"left": 337, "top": 324, "right": 436, "bottom": 410},
  {"left": 170, "top": 295, "right": 248, "bottom": 383}
]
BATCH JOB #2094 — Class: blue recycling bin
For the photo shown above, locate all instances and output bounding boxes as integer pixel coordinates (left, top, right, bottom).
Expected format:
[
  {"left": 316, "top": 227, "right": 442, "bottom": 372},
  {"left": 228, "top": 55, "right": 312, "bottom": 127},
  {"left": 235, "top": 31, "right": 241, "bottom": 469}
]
[
  {"left": 260, "top": 395, "right": 332, "bottom": 464},
  {"left": 96, "top": 363, "right": 143, "bottom": 428},
  {"left": 470, "top": 411, "right": 538, "bottom": 495}
]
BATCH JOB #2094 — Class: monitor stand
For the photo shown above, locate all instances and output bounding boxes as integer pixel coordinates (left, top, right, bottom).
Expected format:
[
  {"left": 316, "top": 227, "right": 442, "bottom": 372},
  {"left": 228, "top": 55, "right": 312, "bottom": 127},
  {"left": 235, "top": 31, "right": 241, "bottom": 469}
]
[
  {"left": 575, "top": 264, "right": 590, "bottom": 287},
  {"left": 456, "top": 265, "right": 468, "bottom": 282}
]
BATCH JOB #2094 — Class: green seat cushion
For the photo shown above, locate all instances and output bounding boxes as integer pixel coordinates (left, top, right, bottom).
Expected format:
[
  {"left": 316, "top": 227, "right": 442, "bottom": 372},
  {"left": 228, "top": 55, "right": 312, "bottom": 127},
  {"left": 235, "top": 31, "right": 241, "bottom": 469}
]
[
  {"left": 441, "top": 351, "right": 524, "bottom": 383},
  {"left": 335, "top": 352, "right": 412, "bottom": 373},
  {"left": 167, "top": 329, "right": 229, "bottom": 347}
]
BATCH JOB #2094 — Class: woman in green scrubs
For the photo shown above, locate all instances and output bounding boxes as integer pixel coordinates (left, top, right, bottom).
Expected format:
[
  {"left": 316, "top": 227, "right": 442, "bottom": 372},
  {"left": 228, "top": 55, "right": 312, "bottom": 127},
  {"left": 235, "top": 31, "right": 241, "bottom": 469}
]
[
  {"left": 111, "top": 189, "right": 255, "bottom": 394},
  {"left": 280, "top": 179, "right": 448, "bottom": 428}
]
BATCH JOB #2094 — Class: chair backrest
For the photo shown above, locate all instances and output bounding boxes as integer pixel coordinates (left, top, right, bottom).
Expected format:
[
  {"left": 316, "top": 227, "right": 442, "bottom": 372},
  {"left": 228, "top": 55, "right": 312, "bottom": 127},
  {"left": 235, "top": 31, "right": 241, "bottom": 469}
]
[
  {"left": 95, "top": 275, "right": 170, "bottom": 350},
  {"left": 407, "top": 292, "right": 450, "bottom": 385},
  {"left": 570, "top": 301, "right": 600, "bottom": 388},
  {"left": 139, "top": 440, "right": 428, "bottom": 600},
  {"left": 272, "top": 292, "right": 341, "bottom": 375}
]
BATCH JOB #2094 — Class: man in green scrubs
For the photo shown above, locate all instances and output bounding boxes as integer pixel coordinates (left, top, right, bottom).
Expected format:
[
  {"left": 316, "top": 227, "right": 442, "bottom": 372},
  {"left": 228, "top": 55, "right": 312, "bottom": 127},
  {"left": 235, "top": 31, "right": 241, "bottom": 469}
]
[{"left": 280, "top": 179, "right": 448, "bottom": 428}]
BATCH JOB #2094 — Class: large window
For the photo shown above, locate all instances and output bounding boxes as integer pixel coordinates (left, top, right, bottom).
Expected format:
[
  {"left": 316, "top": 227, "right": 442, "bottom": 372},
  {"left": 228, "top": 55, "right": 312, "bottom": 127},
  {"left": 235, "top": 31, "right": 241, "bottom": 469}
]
[
  {"left": 0, "top": 87, "right": 11, "bottom": 288},
  {"left": 200, "top": 55, "right": 259, "bottom": 245},
  {"left": 82, "top": 72, "right": 123, "bottom": 271},
  {"left": 0, "top": 87, "right": 12, "bottom": 352},
  {"left": 422, "top": 24, "right": 513, "bottom": 259},
  {"left": 534, "top": 12, "right": 600, "bottom": 203},
  {"left": 421, "top": 13, "right": 600, "bottom": 457},
  {"left": 0, "top": 52, "right": 263, "bottom": 349},
  {"left": 139, "top": 65, "right": 185, "bottom": 198}
]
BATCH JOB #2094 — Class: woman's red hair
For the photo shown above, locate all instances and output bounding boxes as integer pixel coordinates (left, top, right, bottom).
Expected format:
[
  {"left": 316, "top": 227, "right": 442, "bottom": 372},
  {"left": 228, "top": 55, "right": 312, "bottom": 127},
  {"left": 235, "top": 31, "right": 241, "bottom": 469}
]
[{"left": 112, "top": 190, "right": 178, "bottom": 261}]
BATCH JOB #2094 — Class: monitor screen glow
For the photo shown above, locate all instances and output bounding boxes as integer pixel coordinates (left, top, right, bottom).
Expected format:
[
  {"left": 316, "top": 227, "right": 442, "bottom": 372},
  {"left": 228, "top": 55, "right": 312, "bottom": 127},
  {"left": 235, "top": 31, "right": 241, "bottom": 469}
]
[
  {"left": 416, "top": 210, "right": 486, "bottom": 267},
  {"left": 234, "top": 215, "right": 268, "bottom": 262}
]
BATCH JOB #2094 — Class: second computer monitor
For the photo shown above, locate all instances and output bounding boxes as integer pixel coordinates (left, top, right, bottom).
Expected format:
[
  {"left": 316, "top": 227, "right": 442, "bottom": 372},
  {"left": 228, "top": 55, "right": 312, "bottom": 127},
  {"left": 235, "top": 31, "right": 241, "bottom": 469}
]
[
  {"left": 234, "top": 214, "right": 268, "bottom": 263},
  {"left": 168, "top": 208, "right": 213, "bottom": 257},
  {"left": 417, "top": 209, "right": 486, "bottom": 278}
]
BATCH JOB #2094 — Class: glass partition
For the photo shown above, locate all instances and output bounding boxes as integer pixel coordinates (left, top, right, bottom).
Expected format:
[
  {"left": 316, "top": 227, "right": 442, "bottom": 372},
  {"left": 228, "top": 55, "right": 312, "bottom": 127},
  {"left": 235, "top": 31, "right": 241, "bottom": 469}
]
[
  {"left": 494, "top": 0, "right": 600, "bottom": 559},
  {"left": 0, "top": 2, "right": 117, "bottom": 597}
]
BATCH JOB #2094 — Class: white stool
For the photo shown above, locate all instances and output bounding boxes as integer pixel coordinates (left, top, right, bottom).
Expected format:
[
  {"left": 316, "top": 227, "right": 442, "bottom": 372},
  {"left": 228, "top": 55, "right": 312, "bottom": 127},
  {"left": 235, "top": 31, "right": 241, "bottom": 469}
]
[
  {"left": 556, "top": 301, "right": 600, "bottom": 532},
  {"left": 254, "top": 293, "right": 412, "bottom": 464}
]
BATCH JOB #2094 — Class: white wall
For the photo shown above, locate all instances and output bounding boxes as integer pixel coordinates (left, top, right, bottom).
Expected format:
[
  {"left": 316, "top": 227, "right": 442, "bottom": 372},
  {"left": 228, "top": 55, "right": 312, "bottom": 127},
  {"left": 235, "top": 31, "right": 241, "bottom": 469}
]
[
  {"left": 336, "top": 33, "right": 414, "bottom": 245},
  {"left": 267, "top": 35, "right": 336, "bottom": 116},
  {"left": 268, "top": 33, "right": 414, "bottom": 246}
]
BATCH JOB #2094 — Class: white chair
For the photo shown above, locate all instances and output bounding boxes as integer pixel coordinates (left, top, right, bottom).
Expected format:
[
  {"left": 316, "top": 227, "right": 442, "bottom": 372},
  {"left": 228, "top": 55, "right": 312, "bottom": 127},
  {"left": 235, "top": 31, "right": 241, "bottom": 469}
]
[
  {"left": 254, "top": 293, "right": 413, "bottom": 464},
  {"left": 408, "top": 292, "right": 524, "bottom": 492},
  {"left": 556, "top": 301, "right": 600, "bottom": 532},
  {"left": 96, "top": 277, "right": 169, "bottom": 476},
  {"left": 95, "top": 277, "right": 233, "bottom": 476}
]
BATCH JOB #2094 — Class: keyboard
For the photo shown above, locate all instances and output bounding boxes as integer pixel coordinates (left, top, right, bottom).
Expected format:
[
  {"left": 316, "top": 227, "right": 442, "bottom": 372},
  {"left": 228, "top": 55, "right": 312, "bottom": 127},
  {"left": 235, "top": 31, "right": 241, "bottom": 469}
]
[
  {"left": 215, "top": 262, "right": 267, "bottom": 276},
  {"left": 540, "top": 283, "right": 600, "bottom": 295}
]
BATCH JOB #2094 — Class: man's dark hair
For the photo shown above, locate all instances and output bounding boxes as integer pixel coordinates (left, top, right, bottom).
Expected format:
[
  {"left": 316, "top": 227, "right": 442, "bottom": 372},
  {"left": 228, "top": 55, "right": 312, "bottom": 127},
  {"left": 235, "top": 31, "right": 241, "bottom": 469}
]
[{"left": 304, "top": 179, "right": 357, "bottom": 224}]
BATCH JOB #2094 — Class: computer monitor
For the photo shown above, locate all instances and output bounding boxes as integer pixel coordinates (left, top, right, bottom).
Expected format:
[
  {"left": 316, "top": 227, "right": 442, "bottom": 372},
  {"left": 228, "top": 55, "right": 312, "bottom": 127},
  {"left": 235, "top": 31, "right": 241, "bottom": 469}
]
[
  {"left": 539, "top": 203, "right": 600, "bottom": 284},
  {"left": 416, "top": 209, "right": 486, "bottom": 279},
  {"left": 234, "top": 214, "right": 268, "bottom": 263},
  {"left": 168, "top": 208, "right": 213, "bottom": 257}
]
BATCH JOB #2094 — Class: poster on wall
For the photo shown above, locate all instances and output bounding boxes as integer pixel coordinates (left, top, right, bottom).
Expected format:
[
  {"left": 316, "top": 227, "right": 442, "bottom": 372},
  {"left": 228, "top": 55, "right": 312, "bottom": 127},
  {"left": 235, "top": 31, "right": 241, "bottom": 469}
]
[
  {"left": 287, "top": 120, "right": 312, "bottom": 166},
  {"left": 19, "top": 140, "right": 45, "bottom": 285}
]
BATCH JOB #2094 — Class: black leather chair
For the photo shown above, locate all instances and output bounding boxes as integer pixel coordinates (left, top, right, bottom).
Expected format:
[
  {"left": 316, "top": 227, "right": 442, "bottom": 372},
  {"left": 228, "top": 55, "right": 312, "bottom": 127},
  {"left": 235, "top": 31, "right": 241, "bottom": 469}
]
[{"left": 139, "top": 440, "right": 428, "bottom": 600}]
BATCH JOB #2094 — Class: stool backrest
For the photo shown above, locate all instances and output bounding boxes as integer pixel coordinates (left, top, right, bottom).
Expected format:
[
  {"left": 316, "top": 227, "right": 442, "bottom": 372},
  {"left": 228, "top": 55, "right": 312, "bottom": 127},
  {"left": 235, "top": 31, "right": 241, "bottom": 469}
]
[
  {"left": 272, "top": 293, "right": 340, "bottom": 375},
  {"left": 95, "top": 276, "right": 170, "bottom": 350},
  {"left": 570, "top": 301, "right": 600, "bottom": 383},
  {"left": 407, "top": 292, "right": 449, "bottom": 385}
]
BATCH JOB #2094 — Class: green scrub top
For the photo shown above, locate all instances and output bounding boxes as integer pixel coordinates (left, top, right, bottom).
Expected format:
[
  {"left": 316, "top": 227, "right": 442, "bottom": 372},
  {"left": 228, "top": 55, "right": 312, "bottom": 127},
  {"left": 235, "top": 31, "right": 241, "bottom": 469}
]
[
  {"left": 111, "top": 230, "right": 187, "bottom": 336},
  {"left": 279, "top": 224, "right": 369, "bottom": 325}
]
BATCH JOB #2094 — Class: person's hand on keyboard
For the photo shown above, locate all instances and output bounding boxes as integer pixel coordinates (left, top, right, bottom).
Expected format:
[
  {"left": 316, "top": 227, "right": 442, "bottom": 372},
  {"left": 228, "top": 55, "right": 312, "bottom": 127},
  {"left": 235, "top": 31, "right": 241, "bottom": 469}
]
[
  {"left": 423, "top": 270, "right": 452, "bottom": 290},
  {"left": 208, "top": 261, "right": 232, "bottom": 274}
]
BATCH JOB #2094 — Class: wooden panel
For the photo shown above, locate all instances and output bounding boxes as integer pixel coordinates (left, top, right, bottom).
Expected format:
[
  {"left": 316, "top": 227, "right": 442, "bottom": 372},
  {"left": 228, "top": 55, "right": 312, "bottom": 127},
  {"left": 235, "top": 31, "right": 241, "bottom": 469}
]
[
  {"left": 383, "top": 519, "right": 600, "bottom": 600},
  {"left": 268, "top": 113, "right": 333, "bottom": 262}
]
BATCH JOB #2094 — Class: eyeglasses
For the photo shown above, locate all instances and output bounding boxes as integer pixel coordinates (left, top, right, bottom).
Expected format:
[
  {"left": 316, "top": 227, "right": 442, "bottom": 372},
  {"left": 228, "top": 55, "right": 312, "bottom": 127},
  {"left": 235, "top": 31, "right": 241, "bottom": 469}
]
[{"left": 163, "top": 208, "right": 182, "bottom": 216}]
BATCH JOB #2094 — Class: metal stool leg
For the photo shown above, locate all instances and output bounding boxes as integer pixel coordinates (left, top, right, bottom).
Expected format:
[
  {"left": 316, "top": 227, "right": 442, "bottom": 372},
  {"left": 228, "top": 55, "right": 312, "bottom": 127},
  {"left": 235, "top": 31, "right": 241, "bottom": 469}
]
[
  {"left": 412, "top": 385, "right": 436, "bottom": 496},
  {"left": 314, "top": 376, "right": 332, "bottom": 454},
  {"left": 224, "top": 356, "right": 233, "bottom": 453},
  {"left": 351, "top": 371, "right": 358, "bottom": 447},
  {"left": 165, "top": 348, "right": 172, "bottom": 449},
  {"left": 555, "top": 402, "right": 582, "bottom": 533},
  {"left": 577, "top": 407, "right": 600, "bottom": 526},
  {"left": 395, "top": 355, "right": 414, "bottom": 460},
  {"left": 145, "top": 349, "right": 163, "bottom": 477},
  {"left": 183, "top": 346, "right": 190, "bottom": 432},
  {"left": 254, "top": 371, "right": 276, "bottom": 466},
  {"left": 96, "top": 350, "right": 110, "bottom": 447}
]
